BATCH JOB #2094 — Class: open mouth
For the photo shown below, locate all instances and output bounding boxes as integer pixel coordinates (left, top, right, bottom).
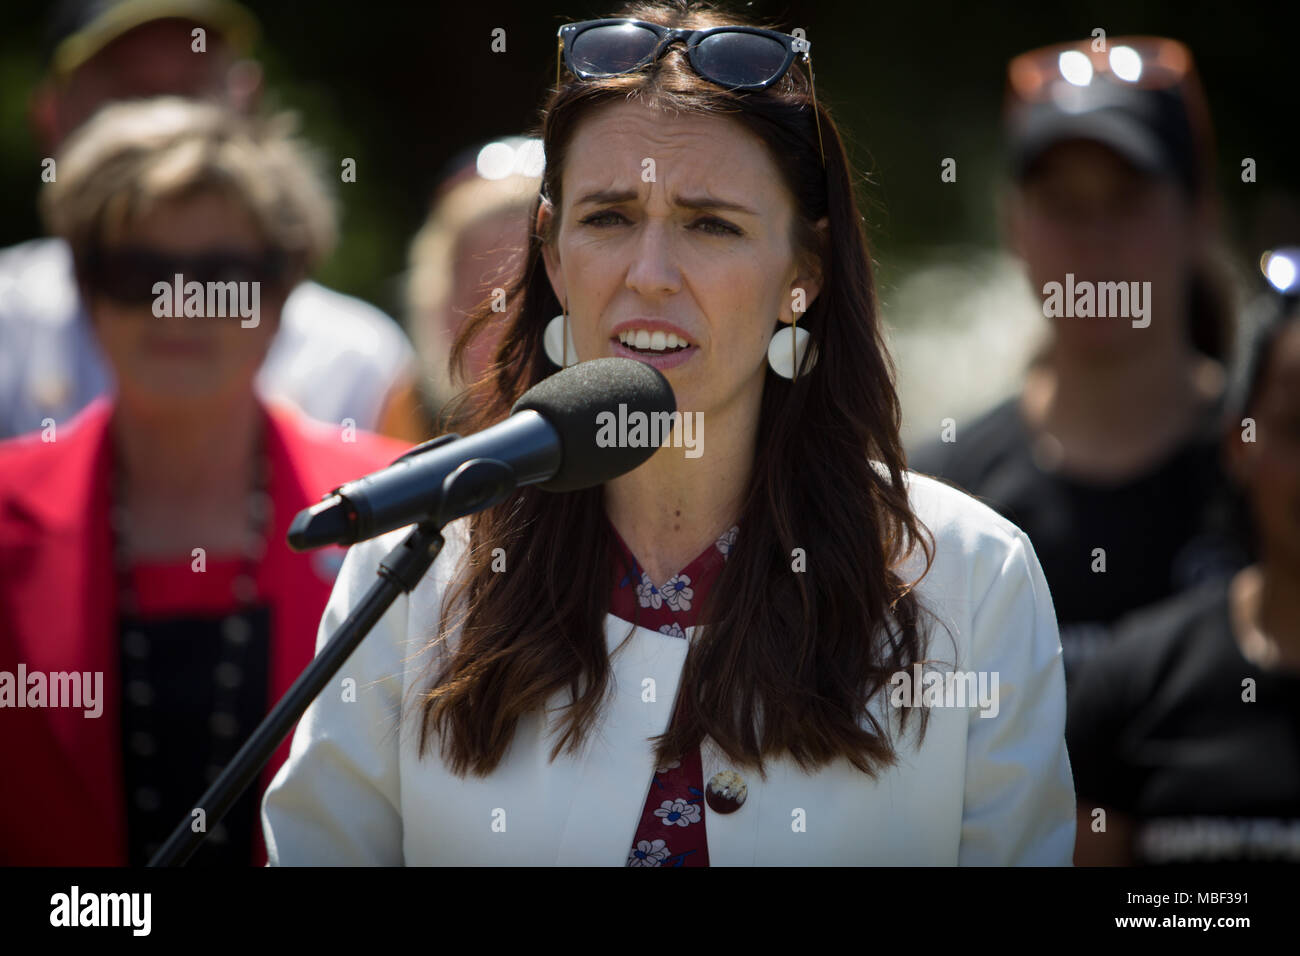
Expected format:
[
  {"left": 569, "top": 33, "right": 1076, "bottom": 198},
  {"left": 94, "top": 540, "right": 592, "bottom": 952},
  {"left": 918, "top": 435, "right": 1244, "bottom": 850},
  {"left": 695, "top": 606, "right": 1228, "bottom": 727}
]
[{"left": 615, "top": 328, "right": 692, "bottom": 356}]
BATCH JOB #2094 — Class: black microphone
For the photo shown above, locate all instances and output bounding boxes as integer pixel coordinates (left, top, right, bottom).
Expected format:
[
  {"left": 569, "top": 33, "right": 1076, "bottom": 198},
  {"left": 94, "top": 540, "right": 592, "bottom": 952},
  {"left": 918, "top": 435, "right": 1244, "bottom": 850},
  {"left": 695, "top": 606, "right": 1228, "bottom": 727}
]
[{"left": 287, "top": 358, "right": 675, "bottom": 549}]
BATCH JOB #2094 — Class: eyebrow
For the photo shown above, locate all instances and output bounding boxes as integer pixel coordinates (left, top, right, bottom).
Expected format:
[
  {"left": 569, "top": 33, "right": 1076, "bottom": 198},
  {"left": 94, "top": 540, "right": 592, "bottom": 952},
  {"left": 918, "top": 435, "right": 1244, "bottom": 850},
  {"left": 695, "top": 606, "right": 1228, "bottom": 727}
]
[{"left": 574, "top": 188, "right": 758, "bottom": 216}]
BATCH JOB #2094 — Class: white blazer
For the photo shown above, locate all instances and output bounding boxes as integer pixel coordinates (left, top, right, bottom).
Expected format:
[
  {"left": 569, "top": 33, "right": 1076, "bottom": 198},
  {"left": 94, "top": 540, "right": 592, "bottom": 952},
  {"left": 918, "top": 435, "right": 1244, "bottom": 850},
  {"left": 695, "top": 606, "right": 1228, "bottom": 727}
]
[{"left": 262, "top": 471, "right": 1076, "bottom": 865}]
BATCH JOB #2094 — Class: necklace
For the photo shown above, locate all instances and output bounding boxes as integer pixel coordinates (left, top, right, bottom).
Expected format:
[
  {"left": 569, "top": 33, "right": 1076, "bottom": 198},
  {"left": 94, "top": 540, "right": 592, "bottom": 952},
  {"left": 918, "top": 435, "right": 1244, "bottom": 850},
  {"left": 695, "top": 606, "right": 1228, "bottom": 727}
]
[
  {"left": 109, "top": 419, "right": 273, "bottom": 859},
  {"left": 109, "top": 421, "right": 271, "bottom": 614}
]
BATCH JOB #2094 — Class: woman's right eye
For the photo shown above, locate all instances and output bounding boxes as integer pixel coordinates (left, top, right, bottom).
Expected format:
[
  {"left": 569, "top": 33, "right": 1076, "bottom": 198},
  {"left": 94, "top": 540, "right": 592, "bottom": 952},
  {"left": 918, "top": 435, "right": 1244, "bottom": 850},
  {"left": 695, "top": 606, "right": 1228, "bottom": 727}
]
[{"left": 579, "top": 210, "right": 626, "bottom": 227}]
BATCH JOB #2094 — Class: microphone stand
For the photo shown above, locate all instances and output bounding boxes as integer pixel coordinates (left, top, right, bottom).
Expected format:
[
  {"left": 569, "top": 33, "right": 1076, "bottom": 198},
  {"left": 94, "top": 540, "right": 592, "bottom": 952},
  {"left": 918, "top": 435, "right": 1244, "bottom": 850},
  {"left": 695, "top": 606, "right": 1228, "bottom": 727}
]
[{"left": 148, "top": 455, "right": 515, "bottom": 867}]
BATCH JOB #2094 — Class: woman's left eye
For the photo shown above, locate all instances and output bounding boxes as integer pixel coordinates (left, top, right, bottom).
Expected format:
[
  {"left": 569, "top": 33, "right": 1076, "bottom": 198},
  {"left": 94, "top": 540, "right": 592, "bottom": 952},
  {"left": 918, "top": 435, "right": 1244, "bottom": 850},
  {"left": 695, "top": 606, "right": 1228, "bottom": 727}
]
[{"left": 692, "top": 217, "right": 741, "bottom": 236}]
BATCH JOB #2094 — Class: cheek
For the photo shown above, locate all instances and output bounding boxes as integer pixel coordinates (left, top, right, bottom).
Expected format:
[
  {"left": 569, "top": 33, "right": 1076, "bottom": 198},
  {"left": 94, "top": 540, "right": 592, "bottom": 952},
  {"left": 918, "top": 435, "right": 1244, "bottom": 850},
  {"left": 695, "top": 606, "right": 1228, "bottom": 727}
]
[
  {"left": 1259, "top": 436, "right": 1300, "bottom": 478},
  {"left": 1243, "top": 440, "right": 1300, "bottom": 523},
  {"left": 1118, "top": 208, "right": 1192, "bottom": 273},
  {"left": 555, "top": 240, "right": 599, "bottom": 314},
  {"left": 1018, "top": 218, "right": 1075, "bottom": 274},
  {"left": 718, "top": 280, "right": 783, "bottom": 366},
  {"left": 88, "top": 304, "right": 144, "bottom": 355},
  {"left": 566, "top": 240, "right": 614, "bottom": 292},
  {"left": 710, "top": 311, "right": 767, "bottom": 366},
  {"left": 227, "top": 323, "right": 276, "bottom": 363}
]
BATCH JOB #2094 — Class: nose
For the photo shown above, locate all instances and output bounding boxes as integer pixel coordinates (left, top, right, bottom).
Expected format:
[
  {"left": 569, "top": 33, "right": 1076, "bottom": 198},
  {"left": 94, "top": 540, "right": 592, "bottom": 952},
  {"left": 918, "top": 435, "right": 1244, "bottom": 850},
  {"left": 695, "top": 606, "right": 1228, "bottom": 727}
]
[
  {"left": 1057, "top": 207, "right": 1123, "bottom": 274},
  {"left": 624, "top": 219, "right": 682, "bottom": 298}
]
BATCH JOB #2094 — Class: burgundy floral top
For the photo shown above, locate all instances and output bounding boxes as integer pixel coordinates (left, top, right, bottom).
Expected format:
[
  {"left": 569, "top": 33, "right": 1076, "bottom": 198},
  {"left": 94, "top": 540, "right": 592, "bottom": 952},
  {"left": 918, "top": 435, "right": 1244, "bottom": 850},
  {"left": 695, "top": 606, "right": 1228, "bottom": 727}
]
[{"left": 608, "top": 519, "right": 740, "bottom": 867}]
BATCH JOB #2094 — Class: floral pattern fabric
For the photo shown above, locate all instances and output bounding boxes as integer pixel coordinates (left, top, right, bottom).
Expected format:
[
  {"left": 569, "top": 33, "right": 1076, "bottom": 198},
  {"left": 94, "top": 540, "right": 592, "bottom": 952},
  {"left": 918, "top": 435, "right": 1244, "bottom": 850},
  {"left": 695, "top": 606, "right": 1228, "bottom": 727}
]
[{"left": 608, "top": 520, "right": 738, "bottom": 867}]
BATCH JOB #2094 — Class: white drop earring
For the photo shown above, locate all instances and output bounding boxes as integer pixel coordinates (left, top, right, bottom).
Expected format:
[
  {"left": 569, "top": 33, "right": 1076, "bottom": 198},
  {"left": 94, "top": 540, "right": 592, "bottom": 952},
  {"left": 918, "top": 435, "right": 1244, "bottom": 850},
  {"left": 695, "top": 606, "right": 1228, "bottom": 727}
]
[
  {"left": 543, "top": 312, "right": 578, "bottom": 367},
  {"left": 767, "top": 320, "right": 815, "bottom": 379}
]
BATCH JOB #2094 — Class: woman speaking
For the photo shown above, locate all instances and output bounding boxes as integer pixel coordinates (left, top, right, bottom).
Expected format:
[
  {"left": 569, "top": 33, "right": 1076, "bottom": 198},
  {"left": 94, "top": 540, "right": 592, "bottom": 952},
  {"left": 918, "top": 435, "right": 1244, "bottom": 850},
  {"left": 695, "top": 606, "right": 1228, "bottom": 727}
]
[{"left": 262, "top": 0, "right": 1076, "bottom": 866}]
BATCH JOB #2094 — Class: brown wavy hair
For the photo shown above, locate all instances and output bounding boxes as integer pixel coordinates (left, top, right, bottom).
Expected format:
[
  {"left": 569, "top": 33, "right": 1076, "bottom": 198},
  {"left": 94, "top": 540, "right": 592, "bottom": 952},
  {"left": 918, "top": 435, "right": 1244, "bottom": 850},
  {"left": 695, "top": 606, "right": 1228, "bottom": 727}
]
[{"left": 413, "top": 0, "right": 941, "bottom": 779}]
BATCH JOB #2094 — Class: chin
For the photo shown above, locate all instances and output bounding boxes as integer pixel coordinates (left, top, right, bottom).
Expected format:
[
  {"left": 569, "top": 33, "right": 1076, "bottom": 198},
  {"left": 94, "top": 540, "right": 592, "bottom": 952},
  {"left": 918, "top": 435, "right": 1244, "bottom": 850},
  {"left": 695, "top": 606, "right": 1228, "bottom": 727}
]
[
  {"left": 1054, "top": 320, "right": 1132, "bottom": 357},
  {"left": 129, "top": 376, "right": 225, "bottom": 407}
]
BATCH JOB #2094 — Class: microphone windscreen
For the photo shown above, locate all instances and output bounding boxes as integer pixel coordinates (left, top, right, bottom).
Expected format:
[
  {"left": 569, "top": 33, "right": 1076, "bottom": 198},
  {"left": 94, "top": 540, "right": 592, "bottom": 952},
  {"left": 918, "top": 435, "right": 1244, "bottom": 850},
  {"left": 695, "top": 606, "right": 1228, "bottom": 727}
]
[{"left": 511, "top": 358, "right": 677, "bottom": 492}]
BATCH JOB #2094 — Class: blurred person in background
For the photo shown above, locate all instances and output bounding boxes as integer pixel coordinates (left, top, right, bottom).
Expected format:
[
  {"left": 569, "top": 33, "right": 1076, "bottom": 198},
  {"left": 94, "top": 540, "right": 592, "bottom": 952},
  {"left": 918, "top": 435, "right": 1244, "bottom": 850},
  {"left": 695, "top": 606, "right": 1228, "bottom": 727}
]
[
  {"left": 910, "top": 37, "right": 1240, "bottom": 679},
  {"left": 1067, "top": 287, "right": 1300, "bottom": 865},
  {"left": 0, "top": 0, "right": 423, "bottom": 442},
  {"left": 405, "top": 136, "right": 543, "bottom": 433},
  {"left": 0, "top": 97, "right": 409, "bottom": 866}
]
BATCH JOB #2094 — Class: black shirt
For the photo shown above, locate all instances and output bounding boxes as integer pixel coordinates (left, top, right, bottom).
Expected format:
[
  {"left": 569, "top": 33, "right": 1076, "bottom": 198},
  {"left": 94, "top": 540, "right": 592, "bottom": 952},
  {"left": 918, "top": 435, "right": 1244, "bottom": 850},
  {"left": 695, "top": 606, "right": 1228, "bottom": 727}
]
[
  {"left": 118, "top": 606, "right": 271, "bottom": 866},
  {"left": 908, "top": 396, "right": 1238, "bottom": 677},
  {"left": 1065, "top": 577, "right": 1300, "bottom": 863}
]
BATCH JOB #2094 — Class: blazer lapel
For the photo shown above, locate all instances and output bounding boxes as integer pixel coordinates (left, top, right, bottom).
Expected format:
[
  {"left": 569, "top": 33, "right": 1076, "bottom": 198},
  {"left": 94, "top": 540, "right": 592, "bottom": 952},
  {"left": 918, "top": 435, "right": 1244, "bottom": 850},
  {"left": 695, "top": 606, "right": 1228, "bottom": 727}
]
[
  {"left": 553, "top": 615, "right": 689, "bottom": 865},
  {"left": 5, "top": 398, "right": 125, "bottom": 861}
]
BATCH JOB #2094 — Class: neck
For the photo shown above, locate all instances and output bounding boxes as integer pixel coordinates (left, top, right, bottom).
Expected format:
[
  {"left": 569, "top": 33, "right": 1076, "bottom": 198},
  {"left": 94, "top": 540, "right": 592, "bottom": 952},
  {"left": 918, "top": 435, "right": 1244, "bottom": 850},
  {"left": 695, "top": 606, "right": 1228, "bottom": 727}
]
[
  {"left": 1023, "top": 336, "right": 1219, "bottom": 476},
  {"left": 112, "top": 392, "right": 263, "bottom": 503},
  {"left": 604, "top": 397, "right": 755, "bottom": 586}
]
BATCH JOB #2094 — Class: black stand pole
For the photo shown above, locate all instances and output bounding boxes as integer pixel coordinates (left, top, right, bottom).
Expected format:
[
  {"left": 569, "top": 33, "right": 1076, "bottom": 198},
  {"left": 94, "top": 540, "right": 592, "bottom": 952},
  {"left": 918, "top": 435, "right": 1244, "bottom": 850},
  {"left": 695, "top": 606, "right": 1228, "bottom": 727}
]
[{"left": 147, "top": 520, "right": 447, "bottom": 867}]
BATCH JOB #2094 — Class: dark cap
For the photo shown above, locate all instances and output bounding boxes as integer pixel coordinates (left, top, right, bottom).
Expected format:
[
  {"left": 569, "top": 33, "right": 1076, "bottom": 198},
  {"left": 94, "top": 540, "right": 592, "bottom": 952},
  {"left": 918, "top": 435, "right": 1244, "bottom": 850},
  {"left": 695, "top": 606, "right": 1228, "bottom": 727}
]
[
  {"left": 46, "top": 0, "right": 259, "bottom": 78},
  {"left": 1004, "top": 37, "right": 1213, "bottom": 197}
]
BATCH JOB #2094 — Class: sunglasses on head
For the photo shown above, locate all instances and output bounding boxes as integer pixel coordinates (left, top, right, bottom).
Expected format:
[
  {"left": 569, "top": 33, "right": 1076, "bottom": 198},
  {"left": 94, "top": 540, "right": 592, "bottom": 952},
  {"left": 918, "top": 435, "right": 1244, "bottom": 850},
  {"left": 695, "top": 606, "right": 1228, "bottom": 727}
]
[
  {"left": 556, "top": 18, "right": 824, "bottom": 164},
  {"left": 82, "top": 245, "right": 292, "bottom": 308}
]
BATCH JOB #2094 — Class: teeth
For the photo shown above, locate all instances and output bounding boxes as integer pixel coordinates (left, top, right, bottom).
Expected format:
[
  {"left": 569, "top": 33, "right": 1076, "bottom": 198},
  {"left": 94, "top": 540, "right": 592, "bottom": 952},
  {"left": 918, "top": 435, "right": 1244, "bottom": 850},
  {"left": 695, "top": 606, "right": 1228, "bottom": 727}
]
[{"left": 617, "top": 328, "right": 691, "bottom": 351}]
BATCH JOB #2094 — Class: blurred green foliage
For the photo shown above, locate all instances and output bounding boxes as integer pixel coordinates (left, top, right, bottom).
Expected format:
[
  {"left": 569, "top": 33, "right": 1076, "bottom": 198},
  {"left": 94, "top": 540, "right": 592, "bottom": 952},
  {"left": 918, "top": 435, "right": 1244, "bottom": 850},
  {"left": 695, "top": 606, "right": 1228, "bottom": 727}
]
[{"left": 1, "top": 0, "right": 1294, "bottom": 327}]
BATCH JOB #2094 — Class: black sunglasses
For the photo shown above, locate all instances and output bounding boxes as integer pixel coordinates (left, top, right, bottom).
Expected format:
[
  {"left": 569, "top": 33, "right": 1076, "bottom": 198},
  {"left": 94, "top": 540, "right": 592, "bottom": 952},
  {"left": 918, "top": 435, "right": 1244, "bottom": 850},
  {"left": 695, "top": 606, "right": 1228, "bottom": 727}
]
[
  {"left": 556, "top": 18, "right": 824, "bottom": 163},
  {"left": 82, "top": 245, "right": 292, "bottom": 308}
]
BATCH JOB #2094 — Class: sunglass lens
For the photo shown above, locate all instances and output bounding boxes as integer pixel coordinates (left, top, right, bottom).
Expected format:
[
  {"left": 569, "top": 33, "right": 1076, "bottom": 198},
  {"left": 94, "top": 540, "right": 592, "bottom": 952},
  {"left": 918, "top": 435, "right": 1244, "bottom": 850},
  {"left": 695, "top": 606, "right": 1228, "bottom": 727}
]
[
  {"left": 96, "top": 250, "right": 171, "bottom": 305},
  {"left": 570, "top": 23, "right": 660, "bottom": 76},
  {"left": 694, "top": 32, "right": 787, "bottom": 87},
  {"left": 195, "top": 256, "right": 264, "bottom": 286}
]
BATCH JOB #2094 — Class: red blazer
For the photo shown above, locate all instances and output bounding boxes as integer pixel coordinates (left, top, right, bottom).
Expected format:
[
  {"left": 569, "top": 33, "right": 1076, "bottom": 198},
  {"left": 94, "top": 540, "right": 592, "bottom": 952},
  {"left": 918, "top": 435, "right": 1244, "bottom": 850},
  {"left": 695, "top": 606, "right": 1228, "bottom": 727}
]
[{"left": 0, "top": 397, "right": 409, "bottom": 865}]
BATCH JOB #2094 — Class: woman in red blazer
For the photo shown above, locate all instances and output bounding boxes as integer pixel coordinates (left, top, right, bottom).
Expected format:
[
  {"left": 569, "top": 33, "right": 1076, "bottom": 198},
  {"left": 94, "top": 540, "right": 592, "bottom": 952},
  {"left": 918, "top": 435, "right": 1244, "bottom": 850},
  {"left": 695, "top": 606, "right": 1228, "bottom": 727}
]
[{"left": 0, "top": 97, "right": 409, "bottom": 866}]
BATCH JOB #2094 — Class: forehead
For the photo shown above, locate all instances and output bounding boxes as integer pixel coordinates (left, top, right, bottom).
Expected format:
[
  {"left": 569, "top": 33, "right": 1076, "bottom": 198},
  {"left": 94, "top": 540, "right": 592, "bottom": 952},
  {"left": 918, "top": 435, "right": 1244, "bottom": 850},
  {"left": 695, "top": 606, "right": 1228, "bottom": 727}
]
[
  {"left": 1022, "top": 140, "right": 1159, "bottom": 192},
  {"left": 75, "top": 19, "right": 231, "bottom": 91},
  {"left": 562, "top": 99, "right": 783, "bottom": 200},
  {"left": 115, "top": 189, "right": 263, "bottom": 249}
]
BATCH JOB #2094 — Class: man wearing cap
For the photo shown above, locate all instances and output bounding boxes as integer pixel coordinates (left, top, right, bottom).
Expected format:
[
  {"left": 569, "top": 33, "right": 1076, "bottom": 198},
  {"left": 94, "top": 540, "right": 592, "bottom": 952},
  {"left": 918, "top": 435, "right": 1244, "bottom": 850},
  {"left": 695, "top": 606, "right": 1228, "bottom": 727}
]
[
  {"left": 910, "top": 37, "right": 1238, "bottom": 687},
  {"left": 1, "top": 0, "right": 424, "bottom": 441}
]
